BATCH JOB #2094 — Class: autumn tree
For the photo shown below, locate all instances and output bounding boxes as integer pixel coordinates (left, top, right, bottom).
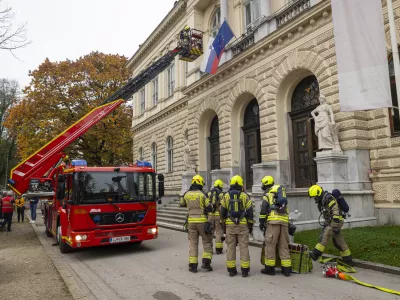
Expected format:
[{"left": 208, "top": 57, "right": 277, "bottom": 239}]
[{"left": 5, "top": 52, "right": 133, "bottom": 166}]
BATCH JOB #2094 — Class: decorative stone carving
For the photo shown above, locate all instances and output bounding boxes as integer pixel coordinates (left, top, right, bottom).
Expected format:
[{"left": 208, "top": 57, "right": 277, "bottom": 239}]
[
  {"left": 183, "top": 135, "right": 195, "bottom": 172},
  {"left": 311, "top": 95, "right": 342, "bottom": 152}
]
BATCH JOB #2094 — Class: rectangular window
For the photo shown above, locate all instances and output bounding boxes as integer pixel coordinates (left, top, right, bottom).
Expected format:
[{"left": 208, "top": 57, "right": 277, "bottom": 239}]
[
  {"left": 152, "top": 78, "right": 158, "bottom": 106},
  {"left": 140, "top": 89, "right": 145, "bottom": 114},
  {"left": 244, "top": 0, "right": 260, "bottom": 30},
  {"left": 167, "top": 63, "right": 175, "bottom": 97}
]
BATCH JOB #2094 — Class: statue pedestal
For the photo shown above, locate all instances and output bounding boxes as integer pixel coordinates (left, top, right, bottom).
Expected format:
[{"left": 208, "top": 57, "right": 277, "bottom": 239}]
[
  {"left": 210, "top": 169, "right": 231, "bottom": 192},
  {"left": 314, "top": 150, "right": 348, "bottom": 191},
  {"left": 181, "top": 171, "right": 196, "bottom": 195}
]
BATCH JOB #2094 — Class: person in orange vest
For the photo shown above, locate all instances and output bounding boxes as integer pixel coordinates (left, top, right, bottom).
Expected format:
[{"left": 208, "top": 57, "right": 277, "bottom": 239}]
[{"left": 1, "top": 191, "right": 15, "bottom": 231}]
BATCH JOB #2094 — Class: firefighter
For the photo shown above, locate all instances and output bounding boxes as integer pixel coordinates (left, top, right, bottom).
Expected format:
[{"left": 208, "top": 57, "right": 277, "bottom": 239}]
[
  {"left": 1, "top": 191, "right": 15, "bottom": 232},
  {"left": 220, "top": 175, "right": 254, "bottom": 277},
  {"left": 308, "top": 185, "right": 353, "bottom": 266},
  {"left": 180, "top": 174, "right": 214, "bottom": 273},
  {"left": 259, "top": 176, "right": 291, "bottom": 277},
  {"left": 208, "top": 179, "right": 224, "bottom": 254}
]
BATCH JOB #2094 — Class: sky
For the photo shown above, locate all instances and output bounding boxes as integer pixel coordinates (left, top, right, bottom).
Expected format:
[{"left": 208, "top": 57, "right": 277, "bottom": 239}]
[{"left": 0, "top": 0, "right": 177, "bottom": 90}]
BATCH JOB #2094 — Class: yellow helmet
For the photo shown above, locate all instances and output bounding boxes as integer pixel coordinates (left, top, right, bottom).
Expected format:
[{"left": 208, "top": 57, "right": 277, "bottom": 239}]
[
  {"left": 308, "top": 185, "right": 323, "bottom": 198},
  {"left": 261, "top": 176, "right": 274, "bottom": 186},
  {"left": 191, "top": 174, "right": 205, "bottom": 186},
  {"left": 214, "top": 179, "right": 224, "bottom": 189},
  {"left": 184, "top": 25, "right": 190, "bottom": 31},
  {"left": 230, "top": 175, "right": 243, "bottom": 187}
]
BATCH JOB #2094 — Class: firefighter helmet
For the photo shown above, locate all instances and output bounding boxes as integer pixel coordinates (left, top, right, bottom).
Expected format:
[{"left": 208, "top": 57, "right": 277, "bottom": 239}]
[
  {"left": 191, "top": 175, "right": 205, "bottom": 186},
  {"left": 214, "top": 179, "right": 224, "bottom": 189},
  {"left": 230, "top": 175, "right": 243, "bottom": 187},
  {"left": 308, "top": 185, "right": 323, "bottom": 198}
]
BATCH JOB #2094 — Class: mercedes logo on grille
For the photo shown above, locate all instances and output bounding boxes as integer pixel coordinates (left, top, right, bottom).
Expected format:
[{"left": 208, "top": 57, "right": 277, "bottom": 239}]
[{"left": 115, "top": 213, "right": 124, "bottom": 223}]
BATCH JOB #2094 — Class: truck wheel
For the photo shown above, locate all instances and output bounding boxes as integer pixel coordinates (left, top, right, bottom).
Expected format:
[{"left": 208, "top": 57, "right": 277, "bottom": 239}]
[{"left": 57, "top": 225, "right": 71, "bottom": 254}]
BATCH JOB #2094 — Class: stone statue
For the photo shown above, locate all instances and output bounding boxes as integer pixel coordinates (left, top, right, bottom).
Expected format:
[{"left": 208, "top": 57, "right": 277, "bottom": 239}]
[
  {"left": 183, "top": 137, "right": 194, "bottom": 172},
  {"left": 311, "top": 95, "right": 342, "bottom": 152}
]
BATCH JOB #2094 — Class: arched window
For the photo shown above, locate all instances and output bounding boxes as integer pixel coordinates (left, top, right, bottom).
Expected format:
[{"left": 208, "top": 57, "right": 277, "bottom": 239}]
[
  {"left": 211, "top": 8, "right": 221, "bottom": 37},
  {"left": 138, "top": 147, "right": 143, "bottom": 161},
  {"left": 151, "top": 142, "right": 157, "bottom": 170},
  {"left": 388, "top": 51, "right": 400, "bottom": 135},
  {"left": 289, "top": 75, "right": 319, "bottom": 188},
  {"left": 166, "top": 137, "right": 173, "bottom": 172}
]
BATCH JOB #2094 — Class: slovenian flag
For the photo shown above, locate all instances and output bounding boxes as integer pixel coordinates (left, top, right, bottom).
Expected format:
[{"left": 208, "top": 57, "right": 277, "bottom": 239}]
[
  {"left": 200, "top": 37, "right": 219, "bottom": 74},
  {"left": 200, "top": 20, "right": 234, "bottom": 75}
]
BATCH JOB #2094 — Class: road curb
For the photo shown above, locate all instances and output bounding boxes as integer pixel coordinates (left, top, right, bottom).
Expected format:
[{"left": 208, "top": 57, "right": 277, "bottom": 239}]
[
  {"left": 26, "top": 211, "right": 89, "bottom": 300},
  {"left": 158, "top": 221, "right": 400, "bottom": 276}
]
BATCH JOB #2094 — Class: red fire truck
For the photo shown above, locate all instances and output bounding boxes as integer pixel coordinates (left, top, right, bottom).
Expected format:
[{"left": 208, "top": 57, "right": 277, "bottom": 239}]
[{"left": 7, "top": 28, "right": 204, "bottom": 253}]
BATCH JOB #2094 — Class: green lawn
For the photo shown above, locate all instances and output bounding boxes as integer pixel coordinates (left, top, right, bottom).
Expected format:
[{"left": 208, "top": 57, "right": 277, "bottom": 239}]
[{"left": 294, "top": 226, "right": 400, "bottom": 267}]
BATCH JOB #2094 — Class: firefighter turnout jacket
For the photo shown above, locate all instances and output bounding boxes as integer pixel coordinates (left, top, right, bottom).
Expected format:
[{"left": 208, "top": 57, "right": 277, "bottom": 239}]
[{"left": 180, "top": 186, "right": 212, "bottom": 223}]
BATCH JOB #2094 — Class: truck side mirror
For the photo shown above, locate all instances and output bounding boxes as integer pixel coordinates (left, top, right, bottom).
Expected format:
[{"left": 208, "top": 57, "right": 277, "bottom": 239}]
[{"left": 158, "top": 174, "right": 165, "bottom": 197}]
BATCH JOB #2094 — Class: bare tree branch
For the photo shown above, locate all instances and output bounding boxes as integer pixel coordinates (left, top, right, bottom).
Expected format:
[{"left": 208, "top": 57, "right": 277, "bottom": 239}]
[{"left": 0, "top": 0, "right": 31, "bottom": 54}]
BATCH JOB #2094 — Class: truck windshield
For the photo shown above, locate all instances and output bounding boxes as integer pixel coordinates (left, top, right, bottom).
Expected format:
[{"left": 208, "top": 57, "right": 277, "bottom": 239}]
[{"left": 76, "top": 172, "right": 154, "bottom": 204}]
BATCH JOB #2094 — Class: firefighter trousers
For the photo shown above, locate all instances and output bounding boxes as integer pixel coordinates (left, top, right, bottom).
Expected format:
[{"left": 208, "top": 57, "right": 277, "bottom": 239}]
[
  {"left": 188, "top": 223, "right": 213, "bottom": 264},
  {"left": 315, "top": 221, "right": 351, "bottom": 260},
  {"left": 209, "top": 215, "right": 223, "bottom": 250},
  {"left": 226, "top": 224, "right": 250, "bottom": 271},
  {"left": 265, "top": 223, "right": 291, "bottom": 268}
]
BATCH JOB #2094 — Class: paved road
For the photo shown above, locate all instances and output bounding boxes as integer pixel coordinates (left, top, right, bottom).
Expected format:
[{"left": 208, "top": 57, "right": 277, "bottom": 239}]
[{"left": 40, "top": 227, "right": 400, "bottom": 300}]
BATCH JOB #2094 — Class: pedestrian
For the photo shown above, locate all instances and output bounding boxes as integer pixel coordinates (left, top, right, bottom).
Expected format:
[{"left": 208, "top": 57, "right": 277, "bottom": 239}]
[
  {"left": 15, "top": 194, "right": 26, "bottom": 222},
  {"left": 179, "top": 175, "right": 214, "bottom": 273},
  {"left": 29, "top": 196, "right": 39, "bottom": 224},
  {"left": 1, "top": 191, "right": 15, "bottom": 232},
  {"left": 207, "top": 179, "right": 225, "bottom": 254},
  {"left": 220, "top": 175, "right": 254, "bottom": 277},
  {"left": 259, "top": 176, "right": 291, "bottom": 277},
  {"left": 308, "top": 185, "right": 353, "bottom": 266}
]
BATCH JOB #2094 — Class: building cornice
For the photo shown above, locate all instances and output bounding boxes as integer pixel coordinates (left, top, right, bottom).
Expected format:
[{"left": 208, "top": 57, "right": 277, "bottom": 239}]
[
  {"left": 132, "top": 97, "right": 188, "bottom": 133},
  {"left": 126, "top": 0, "right": 187, "bottom": 70},
  {"left": 183, "top": 0, "right": 331, "bottom": 97}
]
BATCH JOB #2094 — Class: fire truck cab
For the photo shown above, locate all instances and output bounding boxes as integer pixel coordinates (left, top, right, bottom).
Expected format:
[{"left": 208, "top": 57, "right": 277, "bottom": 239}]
[{"left": 43, "top": 159, "right": 164, "bottom": 253}]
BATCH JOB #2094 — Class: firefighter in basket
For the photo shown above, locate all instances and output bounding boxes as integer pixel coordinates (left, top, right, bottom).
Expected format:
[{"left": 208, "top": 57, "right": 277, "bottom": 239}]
[
  {"left": 259, "top": 176, "right": 292, "bottom": 277},
  {"left": 180, "top": 175, "right": 214, "bottom": 273},
  {"left": 208, "top": 179, "right": 225, "bottom": 254},
  {"left": 220, "top": 175, "right": 254, "bottom": 278},
  {"left": 308, "top": 185, "right": 353, "bottom": 266}
]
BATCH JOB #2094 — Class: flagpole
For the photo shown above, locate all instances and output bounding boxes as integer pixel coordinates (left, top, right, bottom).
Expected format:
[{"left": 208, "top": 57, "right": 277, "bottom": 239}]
[{"left": 387, "top": 0, "right": 400, "bottom": 107}]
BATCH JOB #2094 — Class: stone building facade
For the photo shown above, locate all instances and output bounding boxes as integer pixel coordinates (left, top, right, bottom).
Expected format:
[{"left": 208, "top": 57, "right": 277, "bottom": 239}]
[{"left": 127, "top": 0, "right": 400, "bottom": 232}]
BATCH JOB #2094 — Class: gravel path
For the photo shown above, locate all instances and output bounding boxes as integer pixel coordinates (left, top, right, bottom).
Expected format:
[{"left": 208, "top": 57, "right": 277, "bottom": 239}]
[{"left": 0, "top": 212, "right": 73, "bottom": 300}]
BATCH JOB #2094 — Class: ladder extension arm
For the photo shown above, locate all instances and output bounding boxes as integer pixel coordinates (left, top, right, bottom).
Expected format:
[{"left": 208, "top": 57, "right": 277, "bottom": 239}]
[{"left": 9, "top": 100, "right": 124, "bottom": 195}]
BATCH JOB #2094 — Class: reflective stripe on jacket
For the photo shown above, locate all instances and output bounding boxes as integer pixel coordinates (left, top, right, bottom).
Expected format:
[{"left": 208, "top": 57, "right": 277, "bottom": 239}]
[
  {"left": 1, "top": 196, "right": 14, "bottom": 213},
  {"left": 180, "top": 189, "right": 212, "bottom": 223},
  {"left": 260, "top": 192, "right": 289, "bottom": 224},
  {"left": 220, "top": 191, "right": 254, "bottom": 225}
]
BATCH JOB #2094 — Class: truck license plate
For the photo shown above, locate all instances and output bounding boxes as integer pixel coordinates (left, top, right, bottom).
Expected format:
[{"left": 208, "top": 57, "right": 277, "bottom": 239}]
[{"left": 110, "top": 236, "right": 130, "bottom": 243}]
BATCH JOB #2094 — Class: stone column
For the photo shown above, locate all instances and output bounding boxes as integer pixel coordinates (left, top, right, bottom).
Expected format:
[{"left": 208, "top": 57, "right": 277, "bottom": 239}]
[
  {"left": 260, "top": 0, "right": 271, "bottom": 18},
  {"left": 220, "top": 0, "right": 228, "bottom": 23},
  {"left": 210, "top": 169, "right": 231, "bottom": 192},
  {"left": 181, "top": 171, "right": 196, "bottom": 195},
  {"left": 314, "top": 150, "right": 349, "bottom": 191}
]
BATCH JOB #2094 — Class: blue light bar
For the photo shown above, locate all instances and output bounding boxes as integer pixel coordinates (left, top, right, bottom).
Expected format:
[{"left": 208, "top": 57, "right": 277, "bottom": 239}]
[
  {"left": 71, "top": 159, "right": 87, "bottom": 167},
  {"left": 136, "top": 160, "right": 152, "bottom": 167}
]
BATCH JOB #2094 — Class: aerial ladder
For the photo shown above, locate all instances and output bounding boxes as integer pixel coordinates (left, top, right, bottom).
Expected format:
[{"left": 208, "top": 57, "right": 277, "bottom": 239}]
[{"left": 8, "top": 28, "right": 204, "bottom": 196}]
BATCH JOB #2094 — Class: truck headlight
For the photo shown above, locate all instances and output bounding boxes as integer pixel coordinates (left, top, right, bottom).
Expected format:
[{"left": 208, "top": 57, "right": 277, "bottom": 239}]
[
  {"left": 75, "top": 234, "right": 87, "bottom": 241},
  {"left": 147, "top": 228, "right": 157, "bottom": 234}
]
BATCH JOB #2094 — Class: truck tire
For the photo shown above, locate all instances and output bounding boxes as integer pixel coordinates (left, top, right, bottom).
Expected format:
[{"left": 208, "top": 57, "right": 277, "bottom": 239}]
[{"left": 57, "top": 225, "right": 71, "bottom": 254}]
